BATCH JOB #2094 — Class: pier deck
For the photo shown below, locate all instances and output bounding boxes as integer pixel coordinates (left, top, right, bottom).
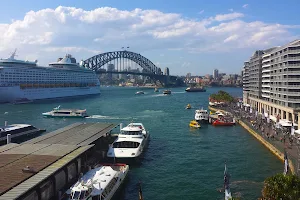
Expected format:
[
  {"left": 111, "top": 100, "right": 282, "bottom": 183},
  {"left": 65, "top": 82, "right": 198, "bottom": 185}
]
[{"left": 0, "top": 122, "right": 118, "bottom": 200}]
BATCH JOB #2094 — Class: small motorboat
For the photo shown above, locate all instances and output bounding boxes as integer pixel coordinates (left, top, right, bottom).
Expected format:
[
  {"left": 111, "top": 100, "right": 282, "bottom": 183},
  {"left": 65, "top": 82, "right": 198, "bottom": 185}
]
[
  {"left": 135, "top": 91, "right": 144, "bottom": 95},
  {"left": 186, "top": 104, "right": 192, "bottom": 109},
  {"left": 189, "top": 120, "right": 201, "bottom": 128},
  {"left": 212, "top": 119, "right": 235, "bottom": 126},
  {"left": 154, "top": 88, "right": 159, "bottom": 92},
  {"left": 163, "top": 90, "right": 171, "bottom": 95}
]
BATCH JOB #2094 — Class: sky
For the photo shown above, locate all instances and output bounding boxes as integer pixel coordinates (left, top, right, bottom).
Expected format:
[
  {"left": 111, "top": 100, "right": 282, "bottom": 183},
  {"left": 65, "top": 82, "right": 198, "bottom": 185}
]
[{"left": 0, "top": 0, "right": 299, "bottom": 76}]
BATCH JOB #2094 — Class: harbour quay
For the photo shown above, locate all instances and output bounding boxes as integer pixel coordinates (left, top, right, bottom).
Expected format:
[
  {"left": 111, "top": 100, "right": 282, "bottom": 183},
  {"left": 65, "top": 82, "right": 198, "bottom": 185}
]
[{"left": 0, "top": 122, "right": 119, "bottom": 200}]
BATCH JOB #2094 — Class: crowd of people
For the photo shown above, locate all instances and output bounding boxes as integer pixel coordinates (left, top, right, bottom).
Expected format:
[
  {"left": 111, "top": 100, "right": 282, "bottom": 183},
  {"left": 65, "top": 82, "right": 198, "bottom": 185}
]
[{"left": 211, "top": 102, "right": 299, "bottom": 166}]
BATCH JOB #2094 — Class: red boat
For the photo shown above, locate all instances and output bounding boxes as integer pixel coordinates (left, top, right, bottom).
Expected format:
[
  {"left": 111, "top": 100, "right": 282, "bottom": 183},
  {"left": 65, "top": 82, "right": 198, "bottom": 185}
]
[{"left": 212, "top": 119, "right": 235, "bottom": 126}]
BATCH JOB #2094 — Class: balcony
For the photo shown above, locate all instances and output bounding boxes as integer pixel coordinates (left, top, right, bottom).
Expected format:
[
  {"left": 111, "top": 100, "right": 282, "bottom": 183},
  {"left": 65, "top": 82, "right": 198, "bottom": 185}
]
[
  {"left": 262, "top": 69, "right": 271, "bottom": 73},
  {"left": 262, "top": 84, "right": 270, "bottom": 88},
  {"left": 262, "top": 74, "right": 270, "bottom": 78}
]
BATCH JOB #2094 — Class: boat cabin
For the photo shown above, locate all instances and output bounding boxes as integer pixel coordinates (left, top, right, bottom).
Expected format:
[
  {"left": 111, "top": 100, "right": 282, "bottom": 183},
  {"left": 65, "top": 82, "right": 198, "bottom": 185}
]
[
  {"left": 120, "top": 126, "right": 143, "bottom": 135},
  {"left": 113, "top": 141, "right": 140, "bottom": 148},
  {"left": 70, "top": 187, "right": 92, "bottom": 200},
  {"left": 0, "top": 124, "right": 35, "bottom": 137}
]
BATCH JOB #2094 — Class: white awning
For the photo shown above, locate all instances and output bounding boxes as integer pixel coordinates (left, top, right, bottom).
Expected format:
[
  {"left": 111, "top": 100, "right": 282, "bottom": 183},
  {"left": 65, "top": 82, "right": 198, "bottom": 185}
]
[{"left": 279, "top": 119, "right": 297, "bottom": 127}]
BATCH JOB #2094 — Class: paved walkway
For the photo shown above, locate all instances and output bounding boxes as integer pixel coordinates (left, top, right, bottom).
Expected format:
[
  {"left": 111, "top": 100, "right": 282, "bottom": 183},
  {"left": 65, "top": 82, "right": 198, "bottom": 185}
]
[{"left": 211, "top": 104, "right": 299, "bottom": 174}]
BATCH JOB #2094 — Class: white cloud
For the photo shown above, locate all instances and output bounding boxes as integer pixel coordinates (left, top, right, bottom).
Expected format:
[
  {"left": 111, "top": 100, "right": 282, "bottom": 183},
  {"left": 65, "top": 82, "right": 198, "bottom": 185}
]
[
  {"left": 0, "top": 6, "right": 298, "bottom": 67},
  {"left": 242, "top": 4, "right": 249, "bottom": 8},
  {"left": 224, "top": 34, "right": 239, "bottom": 43},
  {"left": 182, "top": 62, "right": 191, "bottom": 68},
  {"left": 198, "top": 10, "right": 204, "bottom": 14},
  {"left": 214, "top": 12, "right": 244, "bottom": 21},
  {"left": 229, "top": 8, "right": 234, "bottom": 12}
]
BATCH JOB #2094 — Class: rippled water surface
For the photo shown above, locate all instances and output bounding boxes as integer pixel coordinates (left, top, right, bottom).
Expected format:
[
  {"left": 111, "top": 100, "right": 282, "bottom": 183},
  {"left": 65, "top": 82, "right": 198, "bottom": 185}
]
[{"left": 0, "top": 87, "right": 282, "bottom": 199}]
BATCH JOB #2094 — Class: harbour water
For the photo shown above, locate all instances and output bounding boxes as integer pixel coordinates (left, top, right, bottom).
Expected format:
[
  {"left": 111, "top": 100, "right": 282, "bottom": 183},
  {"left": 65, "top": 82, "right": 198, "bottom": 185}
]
[{"left": 0, "top": 87, "right": 281, "bottom": 199}]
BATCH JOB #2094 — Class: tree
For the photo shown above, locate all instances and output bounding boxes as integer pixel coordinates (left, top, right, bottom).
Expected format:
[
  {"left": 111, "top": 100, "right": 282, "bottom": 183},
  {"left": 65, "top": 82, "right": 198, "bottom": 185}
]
[{"left": 261, "top": 173, "right": 300, "bottom": 200}]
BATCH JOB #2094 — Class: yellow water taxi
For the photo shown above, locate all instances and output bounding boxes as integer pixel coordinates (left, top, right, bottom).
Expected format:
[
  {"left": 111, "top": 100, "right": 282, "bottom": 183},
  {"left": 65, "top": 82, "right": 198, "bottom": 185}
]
[
  {"left": 186, "top": 104, "right": 192, "bottom": 109},
  {"left": 189, "top": 120, "right": 201, "bottom": 128}
]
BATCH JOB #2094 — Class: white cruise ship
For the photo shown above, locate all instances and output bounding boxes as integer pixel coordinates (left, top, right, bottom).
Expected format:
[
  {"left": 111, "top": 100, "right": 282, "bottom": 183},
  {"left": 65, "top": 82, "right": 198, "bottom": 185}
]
[{"left": 0, "top": 50, "right": 100, "bottom": 103}]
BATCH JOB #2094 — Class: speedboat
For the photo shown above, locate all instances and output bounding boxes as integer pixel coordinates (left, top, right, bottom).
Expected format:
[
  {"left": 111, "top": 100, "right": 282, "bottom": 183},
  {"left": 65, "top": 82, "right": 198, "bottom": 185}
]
[
  {"left": 195, "top": 109, "right": 209, "bottom": 122},
  {"left": 42, "top": 105, "right": 88, "bottom": 118},
  {"left": 135, "top": 91, "right": 144, "bottom": 95},
  {"left": 163, "top": 90, "right": 171, "bottom": 95},
  {"left": 154, "top": 88, "right": 159, "bottom": 92},
  {"left": 67, "top": 163, "right": 129, "bottom": 200},
  {"left": 186, "top": 104, "right": 192, "bottom": 109},
  {"left": 189, "top": 120, "right": 201, "bottom": 128},
  {"left": 107, "top": 123, "right": 149, "bottom": 160}
]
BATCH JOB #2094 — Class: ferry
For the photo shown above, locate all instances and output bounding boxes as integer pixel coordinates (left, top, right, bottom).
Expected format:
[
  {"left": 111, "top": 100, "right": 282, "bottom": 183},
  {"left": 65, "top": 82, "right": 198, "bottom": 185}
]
[
  {"left": 42, "top": 106, "right": 88, "bottom": 118},
  {"left": 195, "top": 109, "right": 209, "bottom": 122},
  {"left": 185, "top": 87, "right": 206, "bottom": 92},
  {"left": 0, "top": 50, "right": 100, "bottom": 103},
  {"left": 163, "top": 90, "right": 171, "bottom": 95},
  {"left": 135, "top": 91, "right": 144, "bottom": 95},
  {"left": 107, "top": 123, "right": 149, "bottom": 160},
  {"left": 154, "top": 88, "right": 159, "bottom": 92},
  {"left": 67, "top": 163, "right": 129, "bottom": 200},
  {"left": 189, "top": 120, "right": 201, "bottom": 128},
  {"left": 0, "top": 122, "right": 45, "bottom": 144}
]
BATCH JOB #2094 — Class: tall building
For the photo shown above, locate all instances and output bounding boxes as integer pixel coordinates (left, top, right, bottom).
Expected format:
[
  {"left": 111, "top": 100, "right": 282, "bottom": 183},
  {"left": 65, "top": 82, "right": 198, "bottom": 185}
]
[
  {"left": 107, "top": 64, "right": 115, "bottom": 80},
  {"left": 213, "top": 69, "right": 219, "bottom": 79},
  {"left": 164, "top": 67, "right": 170, "bottom": 76},
  {"left": 186, "top": 73, "right": 191, "bottom": 78},
  {"left": 243, "top": 39, "right": 300, "bottom": 124},
  {"left": 242, "top": 61, "right": 250, "bottom": 103}
]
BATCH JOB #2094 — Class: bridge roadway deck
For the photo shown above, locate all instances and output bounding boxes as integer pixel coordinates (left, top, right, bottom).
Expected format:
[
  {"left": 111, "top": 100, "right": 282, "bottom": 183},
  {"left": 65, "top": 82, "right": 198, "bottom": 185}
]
[{"left": 0, "top": 122, "right": 118, "bottom": 200}]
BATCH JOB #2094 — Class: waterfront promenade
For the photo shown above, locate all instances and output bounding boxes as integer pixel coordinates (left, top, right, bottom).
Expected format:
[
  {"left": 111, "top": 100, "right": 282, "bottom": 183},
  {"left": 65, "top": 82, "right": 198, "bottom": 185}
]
[{"left": 209, "top": 104, "right": 298, "bottom": 175}]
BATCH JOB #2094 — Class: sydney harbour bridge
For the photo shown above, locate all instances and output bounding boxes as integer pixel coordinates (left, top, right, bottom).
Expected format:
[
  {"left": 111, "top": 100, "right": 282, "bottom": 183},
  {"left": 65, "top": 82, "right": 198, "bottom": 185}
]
[{"left": 82, "top": 50, "right": 184, "bottom": 87}]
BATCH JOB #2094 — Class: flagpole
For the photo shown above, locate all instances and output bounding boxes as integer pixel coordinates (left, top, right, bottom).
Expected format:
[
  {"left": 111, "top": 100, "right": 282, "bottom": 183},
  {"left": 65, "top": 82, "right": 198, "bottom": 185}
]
[{"left": 139, "top": 181, "right": 143, "bottom": 200}]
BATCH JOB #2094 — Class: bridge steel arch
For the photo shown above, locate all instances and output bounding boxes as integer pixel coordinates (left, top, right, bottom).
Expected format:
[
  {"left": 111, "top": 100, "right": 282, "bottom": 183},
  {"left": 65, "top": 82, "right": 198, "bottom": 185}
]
[{"left": 83, "top": 51, "right": 162, "bottom": 75}]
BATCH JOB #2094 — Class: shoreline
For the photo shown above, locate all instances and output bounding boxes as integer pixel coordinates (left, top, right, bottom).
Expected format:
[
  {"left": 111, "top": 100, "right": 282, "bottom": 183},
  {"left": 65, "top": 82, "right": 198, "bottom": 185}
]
[{"left": 208, "top": 106, "right": 295, "bottom": 174}]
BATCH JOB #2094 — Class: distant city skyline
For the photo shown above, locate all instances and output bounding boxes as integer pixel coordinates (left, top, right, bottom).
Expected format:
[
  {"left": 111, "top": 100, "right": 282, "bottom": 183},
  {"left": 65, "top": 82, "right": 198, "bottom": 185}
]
[{"left": 0, "top": 0, "right": 299, "bottom": 75}]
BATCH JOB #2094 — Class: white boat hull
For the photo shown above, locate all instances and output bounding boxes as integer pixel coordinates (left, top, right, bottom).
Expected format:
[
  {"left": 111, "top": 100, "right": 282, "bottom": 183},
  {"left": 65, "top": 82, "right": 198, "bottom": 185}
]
[
  {"left": 107, "top": 135, "right": 149, "bottom": 159},
  {"left": 0, "top": 85, "right": 100, "bottom": 103}
]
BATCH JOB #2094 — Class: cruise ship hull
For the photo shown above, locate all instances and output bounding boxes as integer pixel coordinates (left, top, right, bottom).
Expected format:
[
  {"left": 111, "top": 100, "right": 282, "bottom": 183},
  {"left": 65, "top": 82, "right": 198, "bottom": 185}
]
[{"left": 0, "top": 86, "right": 100, "bottom": 103}]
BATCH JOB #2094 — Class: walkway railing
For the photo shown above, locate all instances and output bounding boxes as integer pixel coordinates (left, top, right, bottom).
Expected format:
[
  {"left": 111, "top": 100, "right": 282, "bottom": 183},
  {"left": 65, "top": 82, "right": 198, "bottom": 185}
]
[{"left": 209, "top": 104, "right": 297, "bottom": 175}]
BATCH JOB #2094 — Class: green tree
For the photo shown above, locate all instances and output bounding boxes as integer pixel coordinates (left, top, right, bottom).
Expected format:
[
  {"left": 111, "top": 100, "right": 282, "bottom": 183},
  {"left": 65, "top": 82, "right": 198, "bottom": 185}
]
[{"left": 261, "top": 173, "right": 300, "bottom": 200}]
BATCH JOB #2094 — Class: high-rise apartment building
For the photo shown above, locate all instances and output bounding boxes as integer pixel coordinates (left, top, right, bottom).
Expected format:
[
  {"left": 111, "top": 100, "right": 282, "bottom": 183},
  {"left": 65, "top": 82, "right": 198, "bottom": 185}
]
[
  {"left": 243, "top": 39, "right": 300, "bottom": 124},
  {"left": 213, "top": 69, "right": 219, "bottom": 79}
]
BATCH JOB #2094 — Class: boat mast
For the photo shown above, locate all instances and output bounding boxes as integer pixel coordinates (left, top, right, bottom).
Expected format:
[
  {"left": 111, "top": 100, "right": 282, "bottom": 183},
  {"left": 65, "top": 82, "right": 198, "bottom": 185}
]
[{"left": 224, "top": 162, "right": 232, "bottom": 200}]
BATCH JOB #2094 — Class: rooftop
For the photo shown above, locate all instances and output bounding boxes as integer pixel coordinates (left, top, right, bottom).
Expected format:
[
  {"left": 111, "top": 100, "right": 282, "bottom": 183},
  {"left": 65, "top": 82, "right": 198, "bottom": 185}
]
[{"left": 0, "top": 122, "right": 117, "bottom": 199}]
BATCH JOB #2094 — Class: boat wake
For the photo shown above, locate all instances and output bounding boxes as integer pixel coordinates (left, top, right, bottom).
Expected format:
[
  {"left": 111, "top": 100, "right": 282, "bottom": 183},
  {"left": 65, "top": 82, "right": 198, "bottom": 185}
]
[
  {"left": 4, "top": 112, "right": 8, "bottom": 115},
  {"left": 172, "top": 91, "right": 185, "bottom": 94},
  {"left": 86, "top": 115, "right": 137, "bottom": 120}
]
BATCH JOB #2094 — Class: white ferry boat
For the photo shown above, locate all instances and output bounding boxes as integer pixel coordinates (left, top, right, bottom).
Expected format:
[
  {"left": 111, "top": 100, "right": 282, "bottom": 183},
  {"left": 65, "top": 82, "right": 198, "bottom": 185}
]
[
  {"left": 67, "top": 163, "right": 129, "bottom": 200},
  {"left": 42, "top": 106, "right": 88, "bottom": 118},
  {"left": 0, "top": 50, "right": 100, "bottom": 103},
  {"left": 107, "top": 123, "right": 149, "bottom": 160},
  {"left": 195, "top": 109, "right": 209, "bottom": 122},
  {"left": 0, "top": 122, "right": 45, "bottom": 144}
]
